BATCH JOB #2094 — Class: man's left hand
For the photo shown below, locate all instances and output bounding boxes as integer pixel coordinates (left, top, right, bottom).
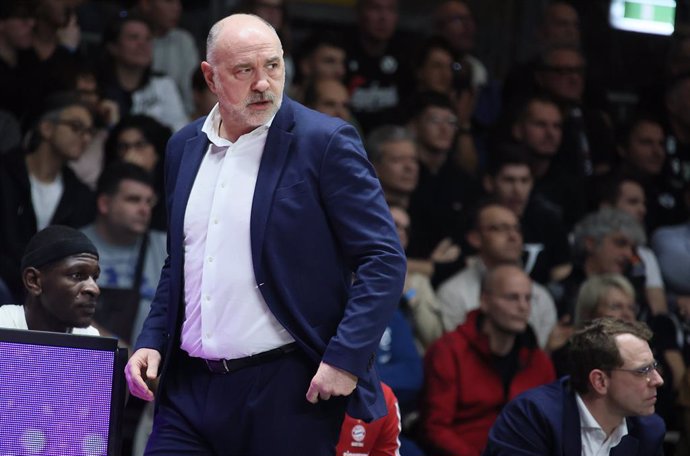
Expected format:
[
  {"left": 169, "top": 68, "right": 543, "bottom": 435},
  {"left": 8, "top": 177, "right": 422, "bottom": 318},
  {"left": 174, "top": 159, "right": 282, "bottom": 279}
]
[{"left": 306, "top": 362, "right": 358, "bottom": 403}]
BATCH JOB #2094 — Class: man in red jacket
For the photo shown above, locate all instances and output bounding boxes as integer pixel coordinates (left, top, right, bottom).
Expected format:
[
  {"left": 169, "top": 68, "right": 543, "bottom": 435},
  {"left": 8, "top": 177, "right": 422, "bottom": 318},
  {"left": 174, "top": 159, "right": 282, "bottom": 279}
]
[{"left": 421, "top": 263, "right": 556, "bottom": 455}]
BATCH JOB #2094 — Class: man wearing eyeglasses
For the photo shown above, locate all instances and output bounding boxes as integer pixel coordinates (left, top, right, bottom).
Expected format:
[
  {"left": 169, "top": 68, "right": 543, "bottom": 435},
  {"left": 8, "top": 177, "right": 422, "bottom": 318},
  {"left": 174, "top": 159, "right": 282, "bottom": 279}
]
[
  {"left": 0, "top": 91, "right": 96, "bottom": 301},
  {"left": 484, "top": 318, "right": 665, "bottom": 456},
  {"left": 534, "top": 45, "right": 616, "bottom": 178},
  {"left": 436, "top": 198, "right": 557, "bottom": 348}
]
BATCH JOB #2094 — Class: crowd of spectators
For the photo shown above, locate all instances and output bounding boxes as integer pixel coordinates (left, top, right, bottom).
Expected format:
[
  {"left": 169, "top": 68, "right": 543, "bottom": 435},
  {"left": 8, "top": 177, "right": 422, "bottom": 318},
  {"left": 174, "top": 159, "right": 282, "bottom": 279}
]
[{"left": 2, "top": 0, "right": 690, "bottom": 454}]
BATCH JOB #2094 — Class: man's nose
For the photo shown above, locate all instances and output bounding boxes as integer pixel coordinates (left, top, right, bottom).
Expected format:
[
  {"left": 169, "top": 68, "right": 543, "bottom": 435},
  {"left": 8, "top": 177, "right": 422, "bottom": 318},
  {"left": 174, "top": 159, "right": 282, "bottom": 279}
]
[
  {"left": 252, "top": 71, "right": 270, "bottom": 92},
  {"left": 139, "top": 201, "right": 152, "bottom": 216},
  {"left": 82, "top": 277, "right": 100, "bottom": 298},
  {"left": 649, "top": 368, "right": 664, "bottom": 388}
]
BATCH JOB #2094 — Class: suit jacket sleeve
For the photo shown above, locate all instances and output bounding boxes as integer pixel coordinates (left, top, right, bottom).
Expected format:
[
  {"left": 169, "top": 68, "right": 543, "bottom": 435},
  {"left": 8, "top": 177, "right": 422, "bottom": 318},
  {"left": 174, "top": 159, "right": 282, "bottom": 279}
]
[
  {"left": 483, "top": 392, "right": 554, "bottom": 455},
  {"left": 133, "top": 251, "right": 172, "bottom": 354},
  {"left": 133, "top": 125, "right": 189, "bottom": 355},
  {"left": 317, "top": 123, "right": 407, "bottom": 379}
]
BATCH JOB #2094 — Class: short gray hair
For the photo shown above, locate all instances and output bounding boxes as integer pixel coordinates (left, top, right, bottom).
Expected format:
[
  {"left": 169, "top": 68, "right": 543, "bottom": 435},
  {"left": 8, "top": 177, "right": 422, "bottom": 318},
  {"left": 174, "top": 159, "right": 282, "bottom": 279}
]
[
  {"left": 365, "top": 125, "right": 415, "bottom": 163},
  {"left": 574, "top": 274, "right": 635, "bottom": 328},
  {"left": 572, "top": 208, "right": 646, "bottom": 260}
]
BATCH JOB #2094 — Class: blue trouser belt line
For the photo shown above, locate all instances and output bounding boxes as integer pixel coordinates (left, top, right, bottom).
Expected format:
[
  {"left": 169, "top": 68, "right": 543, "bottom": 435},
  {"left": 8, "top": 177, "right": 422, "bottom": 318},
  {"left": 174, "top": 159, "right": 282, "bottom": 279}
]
[{"left": 200, "top": 342, "right": 298, "bottom": 374}]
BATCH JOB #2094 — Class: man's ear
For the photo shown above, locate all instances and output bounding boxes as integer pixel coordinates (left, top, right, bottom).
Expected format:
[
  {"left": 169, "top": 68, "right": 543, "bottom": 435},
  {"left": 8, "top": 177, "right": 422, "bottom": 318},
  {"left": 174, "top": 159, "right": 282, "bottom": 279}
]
[
  {"left": 200, "top": 61, "right": 217, "bottom": 94},
  {"left": 23, "top": 267, "right": 42, "bottom": 297},
  {"left": 467, "top": 229, "right": 481, "bottom": 250},
  {"left": 589, "top": 369, "right": 609, "bottom": 395},
  {"left": 97, "top": 194, "right": 111, "bottom": 216},
  {"left": 38, "top": 119, "right": 54, "bottom": 141},
  {"left": 479, "top": 291, "right": 490, "bottom": 313}
]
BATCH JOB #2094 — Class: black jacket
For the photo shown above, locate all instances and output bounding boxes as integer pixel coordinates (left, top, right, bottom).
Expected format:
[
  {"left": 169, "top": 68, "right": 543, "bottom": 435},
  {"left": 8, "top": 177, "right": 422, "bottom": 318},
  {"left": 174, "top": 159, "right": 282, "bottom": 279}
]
[{"left": 0, "top": 149, "right": 95, "bottom": 299}]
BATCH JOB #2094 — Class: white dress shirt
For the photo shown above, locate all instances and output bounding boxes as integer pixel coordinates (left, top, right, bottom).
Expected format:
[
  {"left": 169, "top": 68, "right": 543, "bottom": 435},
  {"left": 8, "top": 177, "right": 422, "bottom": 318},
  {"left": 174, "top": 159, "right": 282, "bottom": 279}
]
[
  {"left": 575, "top": 393, "right": 628, "bottom": 456},
  {"left": 180, "top": 104, "right": 293, "bottom": 360}
]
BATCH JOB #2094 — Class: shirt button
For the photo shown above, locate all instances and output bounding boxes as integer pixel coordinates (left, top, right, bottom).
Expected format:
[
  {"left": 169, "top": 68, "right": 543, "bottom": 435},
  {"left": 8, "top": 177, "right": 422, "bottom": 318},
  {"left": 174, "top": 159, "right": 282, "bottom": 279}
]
[
  {"left": 208, "top": 256, "right": 214, "bottom": 263},
  {"left": 213, "top": 219, "right": 219, "bottom": 225},
  {"left": 220, "top": 182, "right": 226, "bottom": 188},
  {"left": 205, "top": 295, "right": 210, "bottom": 301}
]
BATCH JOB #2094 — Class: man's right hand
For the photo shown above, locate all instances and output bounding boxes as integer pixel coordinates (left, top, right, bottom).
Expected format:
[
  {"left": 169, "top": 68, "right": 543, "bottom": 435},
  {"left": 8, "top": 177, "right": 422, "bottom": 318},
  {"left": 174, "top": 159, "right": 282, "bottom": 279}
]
[{"left": 125, "top": 348, "right": 161, "bottom": 401}]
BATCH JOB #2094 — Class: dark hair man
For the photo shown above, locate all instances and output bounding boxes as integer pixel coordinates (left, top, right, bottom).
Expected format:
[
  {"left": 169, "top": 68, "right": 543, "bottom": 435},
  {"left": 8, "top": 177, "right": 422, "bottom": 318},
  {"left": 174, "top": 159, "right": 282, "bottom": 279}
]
[
  {"left": 437, "top": 199, "right": 557, "bottom": 347},
  {"left": 81, "top": 163, "right": 166, "bottom": 344},
  {"left": 485, "top": 318, "right": 665, "bottom": 455},
  {"left": 0, "top": 92, "right": 96, "bottom": 301}
]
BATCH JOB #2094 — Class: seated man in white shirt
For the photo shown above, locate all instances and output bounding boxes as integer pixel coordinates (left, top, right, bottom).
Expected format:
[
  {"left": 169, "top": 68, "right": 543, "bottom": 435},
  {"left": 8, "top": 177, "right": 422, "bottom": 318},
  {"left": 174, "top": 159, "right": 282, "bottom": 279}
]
[
  {"left": 437, "top": 198, "right": 556, "bottom": 347},
  {"left": 0, "top": 225, "right": 101, "bottom": 335},
  {"left": 485, "top": 318, "right": 666, "bottom": 456}
]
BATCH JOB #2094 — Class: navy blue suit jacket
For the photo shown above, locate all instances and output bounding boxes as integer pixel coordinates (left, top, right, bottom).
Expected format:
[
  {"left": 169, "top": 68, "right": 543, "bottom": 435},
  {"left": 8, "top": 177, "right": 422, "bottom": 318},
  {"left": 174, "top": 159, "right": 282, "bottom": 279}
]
[
  {"left": 483, "top": 377, "right": 665, "bottom": 455},
  {"left": 134, "top": 97, "right": 406, "bottom": 421}
]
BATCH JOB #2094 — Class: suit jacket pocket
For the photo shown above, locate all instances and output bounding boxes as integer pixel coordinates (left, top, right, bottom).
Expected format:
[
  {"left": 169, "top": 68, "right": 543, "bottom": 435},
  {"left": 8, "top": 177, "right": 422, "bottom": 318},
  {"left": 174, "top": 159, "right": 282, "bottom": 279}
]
[{"left": 274, "top": 180, "right": 307, "bottom": 200}]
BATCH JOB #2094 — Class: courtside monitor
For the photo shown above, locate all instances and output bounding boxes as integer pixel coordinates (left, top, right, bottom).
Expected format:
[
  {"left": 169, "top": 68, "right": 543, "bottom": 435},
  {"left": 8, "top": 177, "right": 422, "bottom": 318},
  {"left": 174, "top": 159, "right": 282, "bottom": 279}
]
[
  {"left": 0, "top": 328, "right": 126, "bottom": 456},
  {"left": 610, "top": 0, "right": 676, "bottom": 35}
]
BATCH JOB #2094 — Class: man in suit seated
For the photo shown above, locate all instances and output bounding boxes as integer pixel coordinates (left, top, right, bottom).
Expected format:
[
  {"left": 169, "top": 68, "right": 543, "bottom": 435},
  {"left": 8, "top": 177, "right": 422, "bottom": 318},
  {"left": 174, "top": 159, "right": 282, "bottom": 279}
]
[{"left": 484, "top": 318, "right": 665, "bottom": 455}]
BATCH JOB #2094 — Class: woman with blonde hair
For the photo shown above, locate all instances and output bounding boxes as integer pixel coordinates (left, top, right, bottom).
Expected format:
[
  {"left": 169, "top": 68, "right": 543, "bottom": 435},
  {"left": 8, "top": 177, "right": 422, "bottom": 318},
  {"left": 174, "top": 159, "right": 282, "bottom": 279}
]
[
  {"left": 567, "top": 274, "right": 685, "bottom": 435},
  {"left": 574, "top": 273, "right": 637, "bottom": 328}
]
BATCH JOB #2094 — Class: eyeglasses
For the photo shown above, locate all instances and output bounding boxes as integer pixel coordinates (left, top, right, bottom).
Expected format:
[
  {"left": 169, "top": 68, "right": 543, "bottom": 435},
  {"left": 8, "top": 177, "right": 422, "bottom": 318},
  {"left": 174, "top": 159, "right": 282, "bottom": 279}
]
[
  {"left": 423, "top": 115, "right": 459, "bottom": 128},
  {"left": 116, "top": 139, "right": 151, "bottom": 154},
  {"left": 612, "top": 361, "right": 659, "bottom": 381},
  {"left": 54, "top": 119, "right": 96, "bottom": 137}
]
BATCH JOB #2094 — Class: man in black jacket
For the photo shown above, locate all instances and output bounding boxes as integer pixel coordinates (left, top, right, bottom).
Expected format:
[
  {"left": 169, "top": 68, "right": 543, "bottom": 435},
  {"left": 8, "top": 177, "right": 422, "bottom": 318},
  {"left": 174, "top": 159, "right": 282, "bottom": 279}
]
[{"left": 0, "top": 92, "right": 95, "bottom": 300}]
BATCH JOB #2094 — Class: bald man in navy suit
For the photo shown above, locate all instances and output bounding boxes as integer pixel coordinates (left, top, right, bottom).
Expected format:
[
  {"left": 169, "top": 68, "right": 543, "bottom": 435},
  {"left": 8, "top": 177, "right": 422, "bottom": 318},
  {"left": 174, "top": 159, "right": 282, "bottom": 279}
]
[{"left": 124, "top": 13, "right": 406, "bottom": 455}]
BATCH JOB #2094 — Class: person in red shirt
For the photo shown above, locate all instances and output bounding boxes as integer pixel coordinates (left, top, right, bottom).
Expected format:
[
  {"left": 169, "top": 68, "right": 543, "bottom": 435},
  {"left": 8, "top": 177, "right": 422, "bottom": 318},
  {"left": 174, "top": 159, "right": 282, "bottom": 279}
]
[{"left": 337, "top": 382, "right": 401, "bottom": 456}]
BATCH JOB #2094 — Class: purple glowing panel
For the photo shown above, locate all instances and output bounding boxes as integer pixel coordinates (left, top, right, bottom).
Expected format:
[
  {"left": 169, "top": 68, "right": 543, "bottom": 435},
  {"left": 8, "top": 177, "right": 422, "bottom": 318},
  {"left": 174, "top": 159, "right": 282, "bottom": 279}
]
[{"left": 0, "top": 342, "right": 114, "bottom": 456}]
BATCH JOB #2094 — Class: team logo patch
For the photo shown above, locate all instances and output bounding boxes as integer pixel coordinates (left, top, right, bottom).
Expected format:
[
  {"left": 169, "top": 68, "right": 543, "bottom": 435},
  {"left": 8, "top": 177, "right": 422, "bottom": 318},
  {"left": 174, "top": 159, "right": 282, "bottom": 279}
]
[{"left": 351, "top": 424, "right": 366, "bottom": 442}]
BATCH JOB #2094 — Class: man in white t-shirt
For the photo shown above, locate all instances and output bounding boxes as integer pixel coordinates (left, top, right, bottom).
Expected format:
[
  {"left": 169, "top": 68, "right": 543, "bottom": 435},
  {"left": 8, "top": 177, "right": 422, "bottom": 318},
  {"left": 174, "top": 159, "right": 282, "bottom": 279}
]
[
  {"left": 0, "top": 225, "right": 101, "bottom": 335},
  {"left": 0, "top": 92, "right": 96, "bottom": 301}
]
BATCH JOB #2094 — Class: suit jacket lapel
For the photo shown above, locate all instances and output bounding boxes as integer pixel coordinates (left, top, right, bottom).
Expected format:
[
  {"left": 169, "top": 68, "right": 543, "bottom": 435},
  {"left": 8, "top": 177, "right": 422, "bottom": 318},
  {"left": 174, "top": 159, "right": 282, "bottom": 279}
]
[
  {"left": 170, "top": 129, "right": 208, "bottom": 250},
  {"left": 251, "top": 99, "right": 294, "bottom": 282},
  {"left": 563, "top": 384, "right": 582, "bottom": 456},
  {"left": 611, "top": 419, "right": 640, "bottom": 455}
]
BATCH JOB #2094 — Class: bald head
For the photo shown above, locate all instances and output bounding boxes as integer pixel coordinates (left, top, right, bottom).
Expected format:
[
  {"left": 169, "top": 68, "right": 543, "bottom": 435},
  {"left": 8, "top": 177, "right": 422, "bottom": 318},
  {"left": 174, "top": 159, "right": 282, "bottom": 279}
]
[
  {"left": 206, "top": 14, "right": 282, "bottom": 64},
  {"left": 481, "top": 263, "right": 527, "bottom": 295}
]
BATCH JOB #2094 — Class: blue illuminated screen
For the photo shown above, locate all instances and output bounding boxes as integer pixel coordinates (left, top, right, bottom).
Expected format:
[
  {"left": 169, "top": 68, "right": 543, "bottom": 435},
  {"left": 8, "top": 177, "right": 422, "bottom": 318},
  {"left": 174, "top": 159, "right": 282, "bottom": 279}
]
[{"left": 0, "top": 341, "right": 114, "bottom": 455}]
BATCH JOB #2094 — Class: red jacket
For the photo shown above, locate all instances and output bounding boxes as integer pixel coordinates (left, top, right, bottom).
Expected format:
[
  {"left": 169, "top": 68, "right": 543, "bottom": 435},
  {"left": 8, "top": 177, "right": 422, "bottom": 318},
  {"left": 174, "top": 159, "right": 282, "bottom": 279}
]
[
  {"left": 337, "top": 383, "right": 401, "bottom": 456},
  {"left": 421, "top": 310, "right": 555, "bottom": 456}
]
